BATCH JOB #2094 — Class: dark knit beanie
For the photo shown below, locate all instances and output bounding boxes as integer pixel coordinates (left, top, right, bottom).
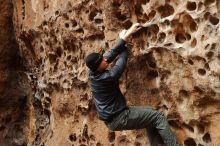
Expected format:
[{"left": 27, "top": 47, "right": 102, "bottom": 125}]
[{"left": 85, "top": 53, "right": 103, "bottom": 71}]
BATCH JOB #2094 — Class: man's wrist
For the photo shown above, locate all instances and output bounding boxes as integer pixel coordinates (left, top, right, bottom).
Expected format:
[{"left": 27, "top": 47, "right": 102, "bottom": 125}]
[{"left": 121, "top": 32, "right": 132, "bottom": 41}]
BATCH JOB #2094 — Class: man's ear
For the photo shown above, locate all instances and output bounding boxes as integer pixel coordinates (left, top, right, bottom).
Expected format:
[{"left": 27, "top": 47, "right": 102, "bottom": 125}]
[{"left": 103, "top": 58, "right": 109, "bottom": 64}]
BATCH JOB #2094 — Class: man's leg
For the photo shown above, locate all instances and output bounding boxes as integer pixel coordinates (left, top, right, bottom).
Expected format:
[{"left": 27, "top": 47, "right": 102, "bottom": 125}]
[
  {"left": 146, "top": 126, "right": 164, "bottom": 146},
  {"left": 105, "top": 106, "right": 179, "bottom": 146}
]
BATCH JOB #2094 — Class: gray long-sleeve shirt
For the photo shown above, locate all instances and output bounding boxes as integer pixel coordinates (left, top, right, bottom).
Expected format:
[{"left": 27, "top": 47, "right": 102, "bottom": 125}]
[{"left": 89, "top": 39, "right": 128, "bottom": 121}]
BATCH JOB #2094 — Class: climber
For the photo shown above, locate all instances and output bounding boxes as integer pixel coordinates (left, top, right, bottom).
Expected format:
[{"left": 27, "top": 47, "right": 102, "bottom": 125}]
[{"left": 85, "top": 23, "right": 179, "bottom": 146}]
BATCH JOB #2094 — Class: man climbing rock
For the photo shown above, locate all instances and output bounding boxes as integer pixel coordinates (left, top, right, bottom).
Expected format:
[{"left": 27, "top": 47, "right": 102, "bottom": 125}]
[{"left": 85, "top": 23, "right": 179, "bottom": 146}]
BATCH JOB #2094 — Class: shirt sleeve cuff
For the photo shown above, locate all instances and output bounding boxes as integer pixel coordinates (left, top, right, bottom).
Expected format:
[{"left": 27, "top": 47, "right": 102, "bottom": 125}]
[{"left": 118, "top": 38, "right": 127, "bottom": 46}]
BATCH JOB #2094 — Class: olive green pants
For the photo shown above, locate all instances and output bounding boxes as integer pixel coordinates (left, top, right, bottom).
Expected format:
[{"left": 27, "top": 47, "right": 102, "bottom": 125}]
[{"left": 105, "top": 106, "right": 179, "bottom": 146}]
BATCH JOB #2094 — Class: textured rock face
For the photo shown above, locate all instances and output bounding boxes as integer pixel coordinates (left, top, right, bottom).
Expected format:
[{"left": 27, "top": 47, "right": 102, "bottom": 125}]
[
  {"left": 0, "top": 0, "right": 33, "bottom": 146},
  {"left": 2, "top": 0, "right": 219, "bottom": 146}
]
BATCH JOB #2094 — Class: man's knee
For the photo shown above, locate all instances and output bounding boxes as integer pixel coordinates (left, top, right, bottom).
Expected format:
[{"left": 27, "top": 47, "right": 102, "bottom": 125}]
[
  {"left": 157, "top": 111, "right": 167, "bottom": 121},
  {"left": 152, "top": 111, "right": 169, "bottom": 127}
]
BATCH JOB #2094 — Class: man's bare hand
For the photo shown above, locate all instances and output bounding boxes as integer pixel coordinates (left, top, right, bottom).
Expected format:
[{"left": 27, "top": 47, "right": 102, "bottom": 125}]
[
  {"left": 120, "top": 23, "right": 142, "bottom": 41},
  {"left": 127, "top": 23, "right": 142, "bottom": 34}
]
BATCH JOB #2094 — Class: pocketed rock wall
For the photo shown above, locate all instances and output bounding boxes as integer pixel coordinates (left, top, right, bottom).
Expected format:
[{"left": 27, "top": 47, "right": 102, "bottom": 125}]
[
  {"left": 10, "top": 0, "right": 220, "bottom": 146},
  {"left": 0, "top": 0, "right": 33, "bottom": 146}
]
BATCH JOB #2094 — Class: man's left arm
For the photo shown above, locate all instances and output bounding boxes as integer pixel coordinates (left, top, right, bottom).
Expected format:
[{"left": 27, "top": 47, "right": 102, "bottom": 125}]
[
  {"left": 104, "top": 38, "right": 127, "bottom": 64},
  {"left": 104, "top": 23, "right": 142, "bottom": 64},
  {"left": 108, "top": 49, "right": 128, "bottom": 79}
]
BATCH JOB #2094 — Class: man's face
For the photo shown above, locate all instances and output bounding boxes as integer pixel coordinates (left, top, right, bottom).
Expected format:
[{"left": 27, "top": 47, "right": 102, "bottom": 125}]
[{"left": 97, "top": 58, "right": 108, "bottom": 71}]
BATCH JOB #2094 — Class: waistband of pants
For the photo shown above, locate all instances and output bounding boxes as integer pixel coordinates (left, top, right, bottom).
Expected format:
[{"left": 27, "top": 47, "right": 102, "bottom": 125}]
[{"left": 103, "top": 107, "right": 128, "bottom": 123}]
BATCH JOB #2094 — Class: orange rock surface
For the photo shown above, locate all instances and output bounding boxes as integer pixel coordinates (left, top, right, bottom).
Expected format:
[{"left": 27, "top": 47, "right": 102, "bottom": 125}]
[{"left": 0, "top": 0, "right": 220, "bottom": 146}]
